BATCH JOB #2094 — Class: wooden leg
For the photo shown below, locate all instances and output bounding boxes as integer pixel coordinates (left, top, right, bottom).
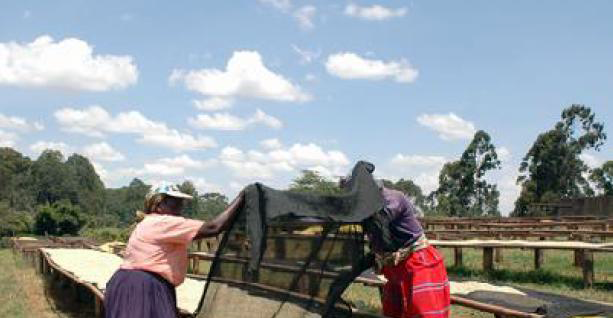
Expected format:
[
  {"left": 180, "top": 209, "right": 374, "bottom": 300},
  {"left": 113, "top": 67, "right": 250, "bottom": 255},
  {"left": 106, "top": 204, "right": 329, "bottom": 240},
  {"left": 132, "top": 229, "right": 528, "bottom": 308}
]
[
  {"left": 534, "top": 248, "right": 543, "bottom": 270},
  {"left": 495, "top": 235, "right": 503, "bottom": 263},
  {"left": 454, "top": 247, "right": 463, "bottom": 267},
  {"left": 582, "top": 250, "right": 594, "bottom": 288},
  {"left": 483, "top": 248, "right": 494, "bottom": 272},
  {"left": 574, "top": 249, "right": 584, "bottom": 267}
]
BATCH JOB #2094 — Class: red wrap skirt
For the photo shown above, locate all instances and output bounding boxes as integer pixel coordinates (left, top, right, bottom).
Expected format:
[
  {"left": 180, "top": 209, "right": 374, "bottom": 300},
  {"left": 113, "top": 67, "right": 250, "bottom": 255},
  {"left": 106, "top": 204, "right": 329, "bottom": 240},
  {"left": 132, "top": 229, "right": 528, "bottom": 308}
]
[{"left": 380, "top": 245, "right": 450, "bottom": 318}]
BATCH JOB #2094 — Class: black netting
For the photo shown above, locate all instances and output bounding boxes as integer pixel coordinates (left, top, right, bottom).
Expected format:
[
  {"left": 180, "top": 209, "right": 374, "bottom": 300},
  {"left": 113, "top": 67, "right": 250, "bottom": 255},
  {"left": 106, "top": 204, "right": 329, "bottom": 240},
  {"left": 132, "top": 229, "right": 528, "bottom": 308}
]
[{"left": 195, "top": 162, "right": 385, "bottom": 318}]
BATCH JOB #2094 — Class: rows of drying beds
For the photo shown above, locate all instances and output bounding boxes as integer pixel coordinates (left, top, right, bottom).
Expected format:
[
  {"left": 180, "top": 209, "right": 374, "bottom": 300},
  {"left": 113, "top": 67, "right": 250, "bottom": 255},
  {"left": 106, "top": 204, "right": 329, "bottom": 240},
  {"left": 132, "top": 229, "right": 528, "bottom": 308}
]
[{"left": 5, "top": 236, "right": 566, "bottom": 318}]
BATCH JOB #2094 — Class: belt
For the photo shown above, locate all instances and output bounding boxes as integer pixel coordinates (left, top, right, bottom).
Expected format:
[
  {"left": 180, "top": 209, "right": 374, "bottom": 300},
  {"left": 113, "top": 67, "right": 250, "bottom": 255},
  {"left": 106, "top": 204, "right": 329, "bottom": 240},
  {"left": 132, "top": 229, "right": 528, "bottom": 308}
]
[{"left": 374, "top": 234, "right": 429, "bottom": 271}]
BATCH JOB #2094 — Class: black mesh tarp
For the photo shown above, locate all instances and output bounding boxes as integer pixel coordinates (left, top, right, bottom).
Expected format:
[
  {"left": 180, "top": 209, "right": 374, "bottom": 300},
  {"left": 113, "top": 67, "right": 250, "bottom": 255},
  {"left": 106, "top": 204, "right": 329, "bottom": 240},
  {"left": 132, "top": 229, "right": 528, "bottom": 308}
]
[{"left": 196, "top": 162, "right": 384, "bottom": 317}]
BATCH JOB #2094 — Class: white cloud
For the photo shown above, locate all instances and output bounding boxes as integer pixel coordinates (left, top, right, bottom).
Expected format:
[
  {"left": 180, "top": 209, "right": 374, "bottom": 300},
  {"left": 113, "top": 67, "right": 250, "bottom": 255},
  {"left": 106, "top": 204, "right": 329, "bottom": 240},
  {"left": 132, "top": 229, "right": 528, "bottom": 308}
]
[
  {"left": 29, "top": 141, "right": 71, "bottom": 156},
  {"left": 293, "top": 6, "right": 317, "bottom": 30},
  {"left": 0, "top": 35, "right": 137, "bottom": 91},
  {"left": 170, "top": 50, "right": 311, "bottom": 102},
  {"left": 291, "top": 45, "right": 320, "bottom": 64},
  {"left": 258, "top": 0, "right": 291, "bottom": 11},
  {"left": 497, "top": 146, "right": 511, "bottom": 162},
  {"left": 189, "top": 177, "right": 223, "bottom": 194},
  {"left": 128, "top": 155, "right": 217, "bottom": 177},
  {"left": 220, "top": 143, "right": 350, "bottom": 180},
  {"left": 417, "top": 113, "right": 476, "bottom": 141},
  {"left": 0, "top": 113, "right": 44, "bottom": 132},
  {"left": 188, "top": 109, "right": 282, "bottom": 131},
  {"left": 82, "top": 142, "right": 125, "bottom": 162},
  {"left": 260, "top": 138, "right": 282, "bottom": 150},
  {"left": 580, "top": 153, "right": 602, "bottom": 169},
  {"left": 326, "top": 52, "right": 418, "bottom": 83},
  {"left": 55, "top": 105, "right": 217, "bottom": 151},
  {"left": 387, "top": 154, "right": 450, "bottom": 194},
  {"left": 344, "top": 4, "right": 407, "bottom": 21},
  {"left": 0, "top": 129, "right": 18, "bottom": 147},
  {"left": 193, "top": 97, "right": 234, "bottom": 111}
]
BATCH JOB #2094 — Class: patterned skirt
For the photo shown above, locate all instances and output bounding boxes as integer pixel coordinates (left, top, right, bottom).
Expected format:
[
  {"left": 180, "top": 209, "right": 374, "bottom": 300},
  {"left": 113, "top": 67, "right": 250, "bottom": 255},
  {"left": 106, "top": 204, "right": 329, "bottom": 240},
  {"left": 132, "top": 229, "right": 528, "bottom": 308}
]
[
  {"left": 104, "top": 269, "right": 178, "bottom": 318},
  {"left": 381, "top": 245, "right": 450, "bottom": 318}
]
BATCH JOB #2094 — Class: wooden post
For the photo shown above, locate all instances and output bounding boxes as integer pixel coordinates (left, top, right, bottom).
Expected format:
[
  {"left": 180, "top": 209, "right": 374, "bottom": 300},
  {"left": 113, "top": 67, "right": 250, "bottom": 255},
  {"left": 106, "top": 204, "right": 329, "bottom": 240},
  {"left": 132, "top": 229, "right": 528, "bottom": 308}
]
[
  {"left": 454, "top": 247, "right": 463, "bottom": 267},
  {"left": 534, "top": 248, "right": 543, "bottom": 270},
  {"left": 495, "top": 234, "right": 503, "bottom": 263},
  {"left": 483, "top": 247, "right": 494, "bottom": 272},
  {"left": 574, "top": 234, "right": 584, "bottom": 267},
  {"left": 582, "top": 250, "right": 594, "bottom": 288}
]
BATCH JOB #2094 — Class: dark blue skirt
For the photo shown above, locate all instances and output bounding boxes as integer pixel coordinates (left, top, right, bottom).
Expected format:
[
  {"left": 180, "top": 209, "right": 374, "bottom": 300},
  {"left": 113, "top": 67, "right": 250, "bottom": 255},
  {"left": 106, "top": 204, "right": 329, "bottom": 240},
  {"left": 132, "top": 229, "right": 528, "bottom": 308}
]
[{"left": 104, "top": 269, "right": 178, "bottom": 318}]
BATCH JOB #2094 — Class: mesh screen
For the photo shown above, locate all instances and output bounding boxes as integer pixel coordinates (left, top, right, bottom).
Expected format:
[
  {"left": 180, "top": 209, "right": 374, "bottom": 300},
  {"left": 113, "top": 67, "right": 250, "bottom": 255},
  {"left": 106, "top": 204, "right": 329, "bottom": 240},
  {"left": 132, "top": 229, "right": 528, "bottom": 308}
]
[{"left": 196, "top": 211, "right": 380, "bottom": 318}]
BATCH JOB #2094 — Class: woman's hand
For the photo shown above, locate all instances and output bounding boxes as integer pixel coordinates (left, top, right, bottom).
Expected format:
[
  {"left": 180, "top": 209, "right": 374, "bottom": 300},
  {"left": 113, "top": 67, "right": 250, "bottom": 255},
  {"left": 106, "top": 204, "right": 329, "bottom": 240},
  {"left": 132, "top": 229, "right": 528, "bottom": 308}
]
[{"left": 194, "top": 189, "right": 245, "bottom": 240}]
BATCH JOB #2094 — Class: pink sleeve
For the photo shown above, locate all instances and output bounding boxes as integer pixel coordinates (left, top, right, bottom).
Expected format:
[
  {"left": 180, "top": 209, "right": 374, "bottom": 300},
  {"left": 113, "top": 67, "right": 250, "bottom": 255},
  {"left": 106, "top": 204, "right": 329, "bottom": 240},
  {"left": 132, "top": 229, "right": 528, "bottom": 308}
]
[{"left": 154, "top": 216, "right": 205, "bottom": 245}]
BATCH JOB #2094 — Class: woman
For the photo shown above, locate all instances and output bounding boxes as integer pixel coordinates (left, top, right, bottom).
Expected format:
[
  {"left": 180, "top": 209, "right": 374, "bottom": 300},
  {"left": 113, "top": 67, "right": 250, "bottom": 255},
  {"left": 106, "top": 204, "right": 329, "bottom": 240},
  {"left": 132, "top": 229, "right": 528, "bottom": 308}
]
[
  {"left": 366, "top": 185, "right": 450, "bottom": 318},
  {"left": 104, "top": 182, "right": 244, "bottom": 318}
]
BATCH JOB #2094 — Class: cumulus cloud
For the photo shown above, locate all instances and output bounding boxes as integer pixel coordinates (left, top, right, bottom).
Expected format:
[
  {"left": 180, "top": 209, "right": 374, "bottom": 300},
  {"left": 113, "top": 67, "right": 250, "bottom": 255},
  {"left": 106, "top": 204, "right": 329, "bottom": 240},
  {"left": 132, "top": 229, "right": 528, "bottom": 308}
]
[
  {"left": 325, "top": 52, "right": 418, "bottom": 83},
  {"left": 0, "top": 35, "right": 137, "bottom": 91},
  {"left": 293, "top": 6, "right": 317, "bottom": 30},
  {"left": 125, "top": 155, "right": 217, "bottom": 177},
  {"left": 260, "top": 138, "right": 282, "bottom": 150},
  {"left": 220, "top": 143, "right": 350, "bottom": 180},
  {"left": 580, "top": 153, "right": 602, "bottom": 169},
  {"left": 0, "top": 113, "right": 44, "bottom": 132},
  {"left": 170, "top": 50, "right": 310, "bottom": 102},
  {"left": 387, "top": 154, "right": 449, "bottom": 193},
  {"left": 55, "top": 105, "right": 217, "bottom": 151},
  {"left": 417, "top": 113, "right": 476, "bottom": 141},
  {"left": 193, "top": 97, "right": 234, "bottom": 111},
  {"left": 0, "top": 129, "right": 18, "bottom": 147},
  {"left": 30, "top": 141, "right": 72, "bottom": 156},
  {"left": 188, "top": 109, "right": 282, "bottom": 131},
  {"left": 344, "top": 4, "right": 407, "bottom": 21},
  {"left": 82, "top": 142, "right": 125, "bottom": 162}
]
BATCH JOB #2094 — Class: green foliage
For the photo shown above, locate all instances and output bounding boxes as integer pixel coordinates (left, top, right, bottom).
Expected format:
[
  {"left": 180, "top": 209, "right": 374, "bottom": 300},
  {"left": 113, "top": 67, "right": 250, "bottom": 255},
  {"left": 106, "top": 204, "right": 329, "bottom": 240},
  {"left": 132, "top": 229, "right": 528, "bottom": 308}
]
[
  {"left": 514, "top": 105, "right": 607, "bottom": 216},
  {"left": 80, "top": 226, "right": 131, "bottom": 243},
  {"left": 289, "top": 170, "right": 342, "bottom": 195},
  {"left": 431, "top": 130, "right": 502, "bottom": 217},
  {"left": 0, "top": 201, "right": 32, "bottom": 236},
  {"left": 590, "top": 160, "right": 613, "bottom": 195},
  {"left": 33, "top": 201, "right": 85, "bottom": 236},
  {"left": 196, "top": 192, "right": 229, "bottom": 220},
  {"left": 382, "top": 178, "right": 427, "bottom": 212}
]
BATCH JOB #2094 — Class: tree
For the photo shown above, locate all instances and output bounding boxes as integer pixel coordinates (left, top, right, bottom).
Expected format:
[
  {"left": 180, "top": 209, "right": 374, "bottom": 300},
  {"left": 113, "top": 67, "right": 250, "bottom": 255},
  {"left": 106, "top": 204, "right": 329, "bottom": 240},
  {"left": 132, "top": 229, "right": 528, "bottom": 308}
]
[
  {"left": 34, "top": 201, "right": 85, "bottom": 236},
  {"left": 514, "top": 105, "right": 607, "bottom": 216},
  {"left": 177, "top": 181, "right": 198, "bottom": 218},
  {"left": 590, "top": 160, "right": 613, "bottom": 195},
  {"left": 197, "top": 192, "right": 229, "bottom": 220},
  {"left": 65, "top": 154, "right": 105, "bottom": 219},
  {"left": 0, "top": 201, "right": 32, "bottom": 237},
  {"left": 30, "top": 150, "right": 78, "bottom": 205},
  {"left": 432, "top": 130, "right": 502, "bottom": 217},
  {"left": 289, "top": 170, "right": 341, "bottom": 195},
  {"left": 0, "top": 147, "right": 34, "bottom": 211},
  {"left": 382, "top": 178, "right": 427, "bottom": 212}
]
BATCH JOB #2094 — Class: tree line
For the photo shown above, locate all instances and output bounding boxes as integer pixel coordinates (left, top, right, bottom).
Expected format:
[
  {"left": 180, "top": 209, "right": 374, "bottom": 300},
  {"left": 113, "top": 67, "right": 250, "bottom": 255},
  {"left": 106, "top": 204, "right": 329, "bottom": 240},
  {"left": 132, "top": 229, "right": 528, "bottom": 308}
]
[{"left": 0, "top": 104, "right": 610, "bottom": 238}]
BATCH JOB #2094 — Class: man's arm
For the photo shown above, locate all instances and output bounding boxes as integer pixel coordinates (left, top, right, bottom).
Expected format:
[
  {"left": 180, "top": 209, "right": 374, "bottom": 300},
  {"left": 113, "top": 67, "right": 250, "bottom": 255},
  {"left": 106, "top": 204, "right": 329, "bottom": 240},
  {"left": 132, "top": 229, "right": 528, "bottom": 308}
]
[{"left": 193, "top": 190, "right": 244, "bottom": 240}]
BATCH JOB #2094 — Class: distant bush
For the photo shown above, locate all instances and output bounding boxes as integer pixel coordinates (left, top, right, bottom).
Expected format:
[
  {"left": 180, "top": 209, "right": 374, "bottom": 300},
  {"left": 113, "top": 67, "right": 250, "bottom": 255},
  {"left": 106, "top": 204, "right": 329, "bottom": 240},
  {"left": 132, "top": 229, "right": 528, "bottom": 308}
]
[
  {"left": 80, "top": 226, "right": 131, "bottom": 243},
  {"left": 33, "top": 201, "right": 85, "bottom": 236}
]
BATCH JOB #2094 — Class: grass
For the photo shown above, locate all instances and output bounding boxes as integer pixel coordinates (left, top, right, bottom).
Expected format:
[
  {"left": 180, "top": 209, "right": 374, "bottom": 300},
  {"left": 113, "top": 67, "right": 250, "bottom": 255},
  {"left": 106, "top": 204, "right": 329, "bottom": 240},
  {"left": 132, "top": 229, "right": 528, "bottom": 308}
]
[{"left": 0, "top": 249, "right": 94, "bottom": 318}]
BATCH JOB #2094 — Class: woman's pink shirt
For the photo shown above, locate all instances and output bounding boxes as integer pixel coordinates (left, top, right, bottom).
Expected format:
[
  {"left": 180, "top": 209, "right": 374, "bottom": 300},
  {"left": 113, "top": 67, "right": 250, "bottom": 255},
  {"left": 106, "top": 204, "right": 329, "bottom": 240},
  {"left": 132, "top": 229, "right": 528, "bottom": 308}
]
[{"left": 120, "top": 214, "right": 204, "bottom": 286}]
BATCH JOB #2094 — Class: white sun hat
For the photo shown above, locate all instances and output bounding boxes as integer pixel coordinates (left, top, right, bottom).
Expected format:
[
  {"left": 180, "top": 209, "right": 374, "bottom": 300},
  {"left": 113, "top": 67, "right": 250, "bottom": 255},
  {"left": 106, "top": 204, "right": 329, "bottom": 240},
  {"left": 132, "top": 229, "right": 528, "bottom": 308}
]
[{"left": 149, "top": 182, "right": 193, "bottom": 200}]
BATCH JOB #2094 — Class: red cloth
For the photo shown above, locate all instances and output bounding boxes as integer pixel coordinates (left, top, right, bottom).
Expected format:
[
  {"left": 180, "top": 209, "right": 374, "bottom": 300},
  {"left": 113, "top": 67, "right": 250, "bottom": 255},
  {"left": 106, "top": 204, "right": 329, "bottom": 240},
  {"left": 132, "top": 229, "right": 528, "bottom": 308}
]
[{"left": 381, "top": 245, "right": 450, "bottom": 318}]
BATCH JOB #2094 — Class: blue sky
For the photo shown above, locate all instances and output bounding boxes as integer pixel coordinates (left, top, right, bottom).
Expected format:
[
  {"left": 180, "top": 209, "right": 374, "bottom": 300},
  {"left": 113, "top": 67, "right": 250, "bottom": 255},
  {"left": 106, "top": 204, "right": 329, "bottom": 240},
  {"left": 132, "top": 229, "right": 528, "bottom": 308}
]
[{"left": 0, "top": 1, "right": 611, "bottom": 214}]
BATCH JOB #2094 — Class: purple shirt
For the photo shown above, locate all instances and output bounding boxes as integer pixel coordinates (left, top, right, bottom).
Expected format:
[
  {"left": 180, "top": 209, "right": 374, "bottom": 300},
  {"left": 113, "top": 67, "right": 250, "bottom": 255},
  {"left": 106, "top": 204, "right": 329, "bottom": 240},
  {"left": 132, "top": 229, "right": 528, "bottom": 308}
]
[{"left": 369, "top": 188, "right": 424, "bottom": 252}]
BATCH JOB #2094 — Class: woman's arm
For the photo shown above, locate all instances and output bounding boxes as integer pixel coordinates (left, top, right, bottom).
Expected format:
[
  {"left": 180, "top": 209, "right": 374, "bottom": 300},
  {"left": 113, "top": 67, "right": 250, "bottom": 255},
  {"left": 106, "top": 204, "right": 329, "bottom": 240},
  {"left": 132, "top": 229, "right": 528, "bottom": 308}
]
[{"left": 193, "top": 190, "right": 245, "bottom": 240}]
